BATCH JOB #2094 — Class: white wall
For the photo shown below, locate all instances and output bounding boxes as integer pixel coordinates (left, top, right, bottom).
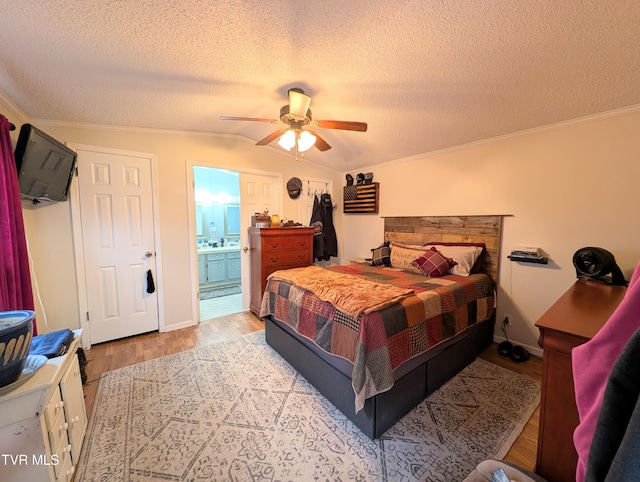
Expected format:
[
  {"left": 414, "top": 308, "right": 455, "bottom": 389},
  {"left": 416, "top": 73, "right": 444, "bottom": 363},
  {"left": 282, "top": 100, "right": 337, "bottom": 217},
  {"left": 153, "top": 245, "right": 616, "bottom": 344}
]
[
  {"left": 5, "top": 90, "right": 640, "bottom": 353},
  {"left": 341, "top": 107, "right": 640, "bottom": 355},
  {"left": 0, "top": 99, "right": 342, "bottom": 336}
]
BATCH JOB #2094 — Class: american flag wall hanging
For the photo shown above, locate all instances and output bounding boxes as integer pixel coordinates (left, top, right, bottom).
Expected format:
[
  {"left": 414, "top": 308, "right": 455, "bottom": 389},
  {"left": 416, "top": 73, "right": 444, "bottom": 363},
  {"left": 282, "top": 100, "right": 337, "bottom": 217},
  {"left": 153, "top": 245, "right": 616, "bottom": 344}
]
[{"left": 343, "top": 182, "right": 379, "bottom": 214}]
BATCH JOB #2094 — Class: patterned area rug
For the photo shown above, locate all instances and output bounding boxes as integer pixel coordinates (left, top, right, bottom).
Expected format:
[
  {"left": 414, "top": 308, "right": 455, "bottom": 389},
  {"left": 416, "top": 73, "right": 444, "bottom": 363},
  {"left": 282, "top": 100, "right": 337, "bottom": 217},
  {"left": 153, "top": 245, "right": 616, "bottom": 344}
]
[
  {"left": 200, "top": 285, "right": 241, "bottom": 300},
  {"left": 77, "top": 331, "right": 540, "bottom": 482}
]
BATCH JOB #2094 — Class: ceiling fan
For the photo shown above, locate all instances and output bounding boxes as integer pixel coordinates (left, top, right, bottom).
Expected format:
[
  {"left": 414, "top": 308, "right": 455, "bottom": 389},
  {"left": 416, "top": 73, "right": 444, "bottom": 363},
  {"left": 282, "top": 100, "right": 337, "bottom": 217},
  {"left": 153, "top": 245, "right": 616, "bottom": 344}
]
[{"left": 220, "top": 88, "right": 367, "bottom": 158}]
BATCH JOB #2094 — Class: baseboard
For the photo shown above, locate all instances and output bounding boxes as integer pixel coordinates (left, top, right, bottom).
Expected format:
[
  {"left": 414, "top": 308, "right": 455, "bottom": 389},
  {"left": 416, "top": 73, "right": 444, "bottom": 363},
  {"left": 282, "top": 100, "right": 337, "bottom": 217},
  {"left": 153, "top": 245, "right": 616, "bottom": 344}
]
[{"left": 162, "top": 319, "right": 197, "bottom": 332}]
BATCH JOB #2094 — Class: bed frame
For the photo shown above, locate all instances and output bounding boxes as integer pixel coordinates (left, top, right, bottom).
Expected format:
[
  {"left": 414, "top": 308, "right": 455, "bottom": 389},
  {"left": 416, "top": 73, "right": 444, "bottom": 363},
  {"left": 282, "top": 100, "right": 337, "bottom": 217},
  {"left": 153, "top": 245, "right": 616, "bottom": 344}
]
[{"left": 265, "top": 215, "right": 503, "bottom": 439}]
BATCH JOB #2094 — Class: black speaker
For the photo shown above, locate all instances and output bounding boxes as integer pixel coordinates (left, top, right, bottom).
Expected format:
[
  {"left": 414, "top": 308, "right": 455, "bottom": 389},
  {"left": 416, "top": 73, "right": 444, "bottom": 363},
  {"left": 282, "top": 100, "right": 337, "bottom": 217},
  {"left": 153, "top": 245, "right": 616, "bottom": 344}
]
[{"left": 572, "top": 247, "right": 627, "bottom": 286}]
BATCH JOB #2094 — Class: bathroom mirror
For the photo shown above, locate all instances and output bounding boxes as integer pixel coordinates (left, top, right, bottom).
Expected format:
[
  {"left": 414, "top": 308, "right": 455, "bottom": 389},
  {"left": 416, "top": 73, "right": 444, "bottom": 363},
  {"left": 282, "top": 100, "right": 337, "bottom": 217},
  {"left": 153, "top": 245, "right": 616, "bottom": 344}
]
[
  {"left": 224, "top": 204, "right": 240, "bottom": 236},
  {"left": 195, "top": 205, "right": 205, "bottom": 236}
]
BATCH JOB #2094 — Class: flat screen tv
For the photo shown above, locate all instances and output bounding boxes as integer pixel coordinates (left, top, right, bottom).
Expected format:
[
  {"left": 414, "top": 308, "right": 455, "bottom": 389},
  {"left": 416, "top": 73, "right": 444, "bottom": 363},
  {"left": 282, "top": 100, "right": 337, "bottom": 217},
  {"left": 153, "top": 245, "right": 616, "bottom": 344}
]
[{"left": 14, "top": 124, "right": 77, "bottom": 203}]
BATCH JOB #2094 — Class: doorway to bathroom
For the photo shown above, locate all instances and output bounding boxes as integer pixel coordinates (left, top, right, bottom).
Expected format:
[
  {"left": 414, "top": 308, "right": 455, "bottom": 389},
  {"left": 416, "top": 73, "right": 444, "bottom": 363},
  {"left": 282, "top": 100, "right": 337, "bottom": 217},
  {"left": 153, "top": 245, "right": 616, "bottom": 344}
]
[
  {"left": 188, "top": 164, "right": 282, "bottom": 323},
  {"left": 193, "top": 166, "right": 242, "bottom": 321}
]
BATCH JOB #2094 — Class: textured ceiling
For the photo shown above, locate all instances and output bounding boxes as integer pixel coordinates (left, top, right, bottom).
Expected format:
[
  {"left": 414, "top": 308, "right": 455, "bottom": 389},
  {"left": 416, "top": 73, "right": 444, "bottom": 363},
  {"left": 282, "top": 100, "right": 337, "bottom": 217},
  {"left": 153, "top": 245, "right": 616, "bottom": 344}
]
[{"left": 1, "top": 1, "right": 639, "bottom": 172}]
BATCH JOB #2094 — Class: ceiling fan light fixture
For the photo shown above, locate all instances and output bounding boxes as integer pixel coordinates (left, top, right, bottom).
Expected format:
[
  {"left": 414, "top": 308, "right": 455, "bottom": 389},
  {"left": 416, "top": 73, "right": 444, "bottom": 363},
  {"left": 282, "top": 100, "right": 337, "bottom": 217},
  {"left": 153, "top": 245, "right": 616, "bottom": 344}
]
[
  {"left": 297, "top": 131, "right": 317, "bottom": 152},
  {"left": 288, "top": 88, "right": 311, "bottom": 119},
  {"left": 221, "top": 88, "right": 366, "bottom": 154},
  {"left": 277, "top": 129, "right": 296, "bottom": 151}
]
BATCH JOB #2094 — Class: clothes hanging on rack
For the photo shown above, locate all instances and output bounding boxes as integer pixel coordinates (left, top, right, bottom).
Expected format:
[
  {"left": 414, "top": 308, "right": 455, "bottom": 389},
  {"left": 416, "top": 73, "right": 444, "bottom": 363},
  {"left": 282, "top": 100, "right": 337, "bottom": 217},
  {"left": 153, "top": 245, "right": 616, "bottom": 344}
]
[
  {"left": 310, "top": 194, "right": 324, "bottom": 261},
  {"left": 310, "top": 193, "right": 337, "bottom": 261}
]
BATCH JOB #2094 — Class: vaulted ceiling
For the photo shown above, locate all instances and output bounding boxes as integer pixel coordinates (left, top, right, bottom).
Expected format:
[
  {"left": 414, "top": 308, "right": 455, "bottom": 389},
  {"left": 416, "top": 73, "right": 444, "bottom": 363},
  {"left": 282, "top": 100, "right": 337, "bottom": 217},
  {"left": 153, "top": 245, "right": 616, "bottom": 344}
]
[{"left": 1, "top": 1, "right": 639, "bottom": 171}]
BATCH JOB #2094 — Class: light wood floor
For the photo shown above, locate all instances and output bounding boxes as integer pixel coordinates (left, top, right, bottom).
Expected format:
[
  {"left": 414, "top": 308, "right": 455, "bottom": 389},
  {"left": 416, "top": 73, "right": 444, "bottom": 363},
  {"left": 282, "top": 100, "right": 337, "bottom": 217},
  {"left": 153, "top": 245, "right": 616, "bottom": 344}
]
[{"left": 82, "top": 311, "right": 542, "bottom": 472}]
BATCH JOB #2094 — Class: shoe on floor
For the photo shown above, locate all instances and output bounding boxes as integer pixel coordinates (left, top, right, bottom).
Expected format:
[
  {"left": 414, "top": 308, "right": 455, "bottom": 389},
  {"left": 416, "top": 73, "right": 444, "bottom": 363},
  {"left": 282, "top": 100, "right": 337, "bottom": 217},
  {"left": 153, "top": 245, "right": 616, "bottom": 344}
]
[
  {"left": 511, "top": 345, "right": 530, "bottom": 362},
  {"left": 498, "top": 341, "right": 513, "bottom": 357}
]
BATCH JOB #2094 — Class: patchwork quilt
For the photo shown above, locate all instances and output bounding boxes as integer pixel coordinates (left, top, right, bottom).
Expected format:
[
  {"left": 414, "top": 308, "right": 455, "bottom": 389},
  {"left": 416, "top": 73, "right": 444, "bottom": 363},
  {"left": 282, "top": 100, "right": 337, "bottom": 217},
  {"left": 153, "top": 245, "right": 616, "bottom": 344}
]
[
  {"left": 260, "top": 263, "right": 495, "bottom": 412},
  {"left": 268, "top": 265, "right": 414, "bottom": 319}
]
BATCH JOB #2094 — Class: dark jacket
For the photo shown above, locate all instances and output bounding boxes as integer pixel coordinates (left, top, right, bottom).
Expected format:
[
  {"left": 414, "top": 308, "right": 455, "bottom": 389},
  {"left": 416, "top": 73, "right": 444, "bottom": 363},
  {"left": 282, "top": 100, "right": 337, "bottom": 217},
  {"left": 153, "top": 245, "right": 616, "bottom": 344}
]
[{"left": 310, "top": 193, "right": 337, "bottom": 261}]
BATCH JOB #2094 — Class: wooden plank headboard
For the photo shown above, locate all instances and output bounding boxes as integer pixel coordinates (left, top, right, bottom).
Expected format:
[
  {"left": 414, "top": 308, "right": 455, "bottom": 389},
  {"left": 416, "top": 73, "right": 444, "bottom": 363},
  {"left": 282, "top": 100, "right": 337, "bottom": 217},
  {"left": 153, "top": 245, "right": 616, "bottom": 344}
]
[{"left": 383, "top": 215, "right": 503, "bottom": 285}]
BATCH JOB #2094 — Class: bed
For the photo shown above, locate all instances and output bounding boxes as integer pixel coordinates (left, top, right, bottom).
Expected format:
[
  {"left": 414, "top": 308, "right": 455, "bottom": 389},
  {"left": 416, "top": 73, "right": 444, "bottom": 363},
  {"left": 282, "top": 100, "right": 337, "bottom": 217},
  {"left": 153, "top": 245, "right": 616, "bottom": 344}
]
[{"left": 261, "top": 215, "right": 503, "bottom": 439}]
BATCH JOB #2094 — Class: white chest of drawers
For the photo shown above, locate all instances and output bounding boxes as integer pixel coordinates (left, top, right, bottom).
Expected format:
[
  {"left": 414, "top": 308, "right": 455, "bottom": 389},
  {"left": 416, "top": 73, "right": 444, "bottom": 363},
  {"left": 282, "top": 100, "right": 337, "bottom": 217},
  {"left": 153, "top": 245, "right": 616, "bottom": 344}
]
[{"left": 0, "top": 330, "right": 87, "bottom": 482}]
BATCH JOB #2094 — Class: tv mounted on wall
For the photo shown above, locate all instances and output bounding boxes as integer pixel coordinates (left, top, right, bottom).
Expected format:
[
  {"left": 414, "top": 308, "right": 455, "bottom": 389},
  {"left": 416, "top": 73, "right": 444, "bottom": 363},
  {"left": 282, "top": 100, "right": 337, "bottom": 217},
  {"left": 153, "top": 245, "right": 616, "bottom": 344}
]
[{"left": 14, "top": 124, "right": 77, "bottom": 204}]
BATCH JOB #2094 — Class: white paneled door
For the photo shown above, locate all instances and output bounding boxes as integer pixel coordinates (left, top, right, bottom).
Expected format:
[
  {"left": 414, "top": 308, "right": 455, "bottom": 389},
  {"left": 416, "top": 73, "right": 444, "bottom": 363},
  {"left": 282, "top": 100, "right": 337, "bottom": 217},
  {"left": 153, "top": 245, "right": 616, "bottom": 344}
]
[
  {"left": 239, "top": 172, "right": 281, "bottom": 310},
  {"left": 76, "top": 147, "right": 159, "bottom": 344}
]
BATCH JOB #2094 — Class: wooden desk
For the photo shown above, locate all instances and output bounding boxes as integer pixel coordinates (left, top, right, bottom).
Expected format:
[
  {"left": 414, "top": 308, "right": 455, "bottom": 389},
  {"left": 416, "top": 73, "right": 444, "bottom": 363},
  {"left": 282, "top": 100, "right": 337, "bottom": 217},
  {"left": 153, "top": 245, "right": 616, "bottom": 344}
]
[{"left": 535, "top": 278, "right": 626, "bottom": 482}]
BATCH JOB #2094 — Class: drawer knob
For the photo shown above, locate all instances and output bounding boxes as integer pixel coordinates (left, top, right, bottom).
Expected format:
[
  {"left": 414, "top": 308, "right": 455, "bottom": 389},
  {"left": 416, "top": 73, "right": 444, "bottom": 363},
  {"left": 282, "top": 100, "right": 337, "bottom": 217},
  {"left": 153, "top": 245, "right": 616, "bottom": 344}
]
[
  {"left": 270, "top": 257, "right": 279, "bottom": 262},
  {"left": 64, "top": 444, "right": 72, "bottom": 454},
  {"left": 67, "top": 466, "right": 75, "bottom": 476},
  {"left": 60, "top": 423, "right": 69, "bottom": 433},
  {"left": 71, "top": 416, "right": 80, "bottom": 424},
  {"left": 270, "top": 242, "right": 279, "bottom": 248},
  {"left": 56, "top": 401, "right": 65, "bottom": 410}
]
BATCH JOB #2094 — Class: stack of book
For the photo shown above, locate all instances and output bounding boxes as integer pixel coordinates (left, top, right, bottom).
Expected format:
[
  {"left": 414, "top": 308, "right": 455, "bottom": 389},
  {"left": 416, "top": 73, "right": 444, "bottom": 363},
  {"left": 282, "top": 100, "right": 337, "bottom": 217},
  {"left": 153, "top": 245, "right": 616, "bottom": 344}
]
[{"left": 509, "top": 246, "right": 548, "bottom": 263}]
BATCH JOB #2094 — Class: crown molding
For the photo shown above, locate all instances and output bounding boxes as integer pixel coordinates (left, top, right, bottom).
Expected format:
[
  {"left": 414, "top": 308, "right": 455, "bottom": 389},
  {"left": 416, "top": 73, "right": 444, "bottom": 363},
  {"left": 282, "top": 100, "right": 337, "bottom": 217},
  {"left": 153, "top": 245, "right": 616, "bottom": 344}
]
[
  {"left": 346, "top": 103, "right": 640, "bottom": 174},
  {"left": 5, "top": 86, "right": 636, "bottom": 177},
  {"left": 0, "top": 89, "right": 30, "bottom": 125},
  {"left": 28, "top": 118, "right": 340, "bottom": 173}
]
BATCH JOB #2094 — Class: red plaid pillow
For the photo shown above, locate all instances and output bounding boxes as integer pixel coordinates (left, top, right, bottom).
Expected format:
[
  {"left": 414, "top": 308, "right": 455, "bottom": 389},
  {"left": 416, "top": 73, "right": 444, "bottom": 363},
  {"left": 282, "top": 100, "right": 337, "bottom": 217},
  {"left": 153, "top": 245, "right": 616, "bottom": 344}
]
[{"left": 411, "top": 247, "right": 458, "bottom": 277}]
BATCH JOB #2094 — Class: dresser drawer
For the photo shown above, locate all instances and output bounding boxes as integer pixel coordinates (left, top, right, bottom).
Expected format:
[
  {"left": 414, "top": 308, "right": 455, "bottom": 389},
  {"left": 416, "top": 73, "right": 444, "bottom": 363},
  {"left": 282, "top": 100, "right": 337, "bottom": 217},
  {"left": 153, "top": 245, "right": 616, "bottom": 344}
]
[
  {"left": 48, "top": 409, "right": 69, "bottom": 457},
  {"left": 53, "top": 442, "right": 72, "bottom": 479},
  {"left": 44, "top": 387, "right": 65, "bottom": 430},
  {"left": 55, "top": 450, "right": 74, "bottom": 482},
  {"left": 263, "top": 250, "right": 312, "bottom": 268},
  {"left": 263, "top": 235, "right": 312, "bottom": 252}
]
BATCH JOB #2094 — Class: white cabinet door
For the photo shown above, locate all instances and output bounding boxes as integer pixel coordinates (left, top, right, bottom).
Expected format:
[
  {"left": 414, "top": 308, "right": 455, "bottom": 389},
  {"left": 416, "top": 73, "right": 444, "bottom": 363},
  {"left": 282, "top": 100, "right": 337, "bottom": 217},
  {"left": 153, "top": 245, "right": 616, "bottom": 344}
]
[
  {"left": 206, "top": 254, "right": 226, "bottom": 282},
  {"left": 60, "top": 357, "right": 87, "bottom": 464},
  {"left": 198, "top": 254, "right": 206, "bottom": 285},
  {"left": 227, "top": 252, "right": 241, "bottom": 280}
]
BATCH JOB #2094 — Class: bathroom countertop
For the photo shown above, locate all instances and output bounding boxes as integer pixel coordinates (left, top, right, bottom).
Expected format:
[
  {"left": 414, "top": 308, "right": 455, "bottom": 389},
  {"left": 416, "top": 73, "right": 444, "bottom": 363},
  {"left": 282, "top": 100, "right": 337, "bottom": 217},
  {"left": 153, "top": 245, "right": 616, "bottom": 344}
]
[{"left": 197, "top": 246, "right": 241, "bottom": 254}]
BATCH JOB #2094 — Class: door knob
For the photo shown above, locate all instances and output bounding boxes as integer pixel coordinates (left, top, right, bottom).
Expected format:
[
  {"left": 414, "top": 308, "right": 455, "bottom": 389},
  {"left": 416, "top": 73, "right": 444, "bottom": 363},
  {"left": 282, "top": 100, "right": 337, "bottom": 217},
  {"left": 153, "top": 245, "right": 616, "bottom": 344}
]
[
  {"left": 145, "top": 251, "right": 153, "bottom": 258},
  {"left": 243, "top": 247, "right": 249, "bottom": 252}
]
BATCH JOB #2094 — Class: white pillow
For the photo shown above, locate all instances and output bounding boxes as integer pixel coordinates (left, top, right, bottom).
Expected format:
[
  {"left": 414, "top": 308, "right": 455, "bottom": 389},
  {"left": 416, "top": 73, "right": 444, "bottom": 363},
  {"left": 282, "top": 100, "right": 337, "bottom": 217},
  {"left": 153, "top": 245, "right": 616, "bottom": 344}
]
[{"left": 427, "top": 245, "right": 483, "bottom": 276}]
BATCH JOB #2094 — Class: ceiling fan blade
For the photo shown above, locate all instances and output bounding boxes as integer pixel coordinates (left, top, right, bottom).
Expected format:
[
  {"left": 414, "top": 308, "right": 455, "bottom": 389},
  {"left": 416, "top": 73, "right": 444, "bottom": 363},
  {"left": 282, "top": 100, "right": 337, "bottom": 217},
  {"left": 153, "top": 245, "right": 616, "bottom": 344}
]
[
  {"left": 255, "top": 130, "right": 285, "bottom": 146},
  {"left": 316, "top": 120, "right": 368, "bottom": 132},
  {"left": 220, "top": 116, "right": 277, "bottom": 123},
  {"left": 308, "top": 130, "right": 331, "bottom": 151},
  {"left": 288, "top": 88, "right": 311, "bottom": 119}
]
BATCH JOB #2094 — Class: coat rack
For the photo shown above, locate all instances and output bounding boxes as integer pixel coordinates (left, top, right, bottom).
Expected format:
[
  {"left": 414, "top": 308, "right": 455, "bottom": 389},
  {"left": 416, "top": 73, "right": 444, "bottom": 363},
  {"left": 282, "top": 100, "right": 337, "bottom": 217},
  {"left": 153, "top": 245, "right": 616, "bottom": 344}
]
[{"left": 306, "top": 181, "right": 330, "bottom": 198}]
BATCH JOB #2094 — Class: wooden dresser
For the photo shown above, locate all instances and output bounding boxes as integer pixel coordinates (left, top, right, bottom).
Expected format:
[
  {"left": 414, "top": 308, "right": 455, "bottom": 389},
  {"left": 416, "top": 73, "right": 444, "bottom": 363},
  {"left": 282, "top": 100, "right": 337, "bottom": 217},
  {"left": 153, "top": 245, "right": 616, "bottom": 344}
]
[
  {"left": 535, "top": 278, "right": 626, "bottom": 482},
  {"left": 249, "top": 227, "right": 314, "bottom": 316}
]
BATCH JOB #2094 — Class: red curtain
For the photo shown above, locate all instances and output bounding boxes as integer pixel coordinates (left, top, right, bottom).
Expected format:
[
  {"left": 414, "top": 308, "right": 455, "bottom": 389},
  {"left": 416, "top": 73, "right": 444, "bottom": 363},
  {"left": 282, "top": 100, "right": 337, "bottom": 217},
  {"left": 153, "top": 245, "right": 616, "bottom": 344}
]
[{"left": 0, "top": 115, "right": 36, "bottom": 334}]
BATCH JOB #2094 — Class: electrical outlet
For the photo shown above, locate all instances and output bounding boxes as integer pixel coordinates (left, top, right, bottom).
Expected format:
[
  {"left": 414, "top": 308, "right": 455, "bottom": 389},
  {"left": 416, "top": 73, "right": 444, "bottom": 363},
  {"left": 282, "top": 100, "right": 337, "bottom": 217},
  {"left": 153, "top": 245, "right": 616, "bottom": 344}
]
[{"left": 503, "top": 314, "right": 511, "bottom": 325}]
